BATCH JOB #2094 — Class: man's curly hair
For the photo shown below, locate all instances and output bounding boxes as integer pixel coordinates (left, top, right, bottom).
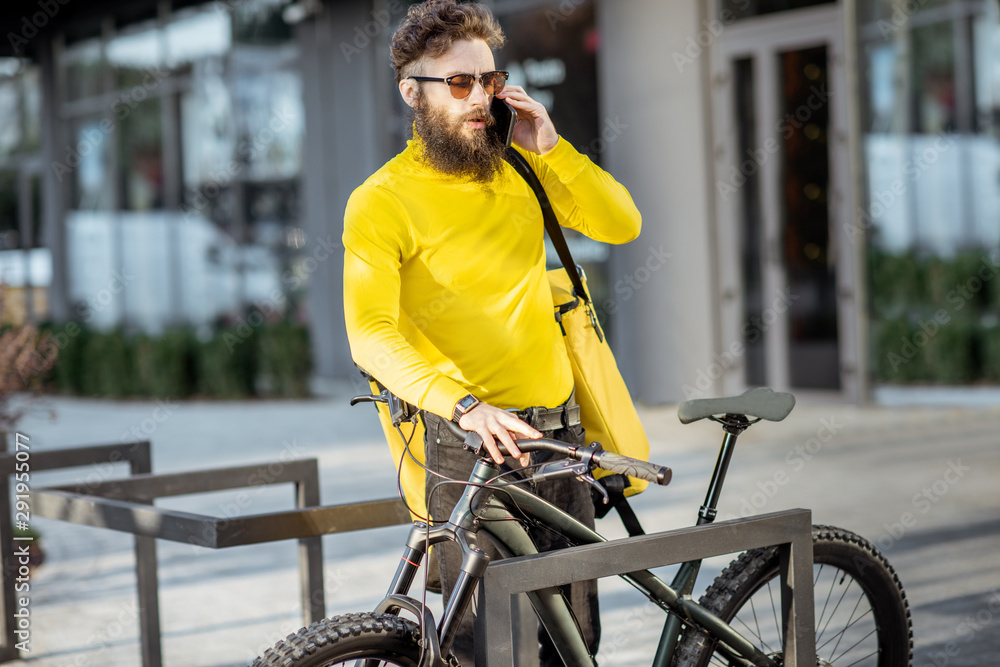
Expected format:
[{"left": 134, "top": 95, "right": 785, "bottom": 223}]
[{"left": 390, "top": 0, "right": 505, "bottom": 84}]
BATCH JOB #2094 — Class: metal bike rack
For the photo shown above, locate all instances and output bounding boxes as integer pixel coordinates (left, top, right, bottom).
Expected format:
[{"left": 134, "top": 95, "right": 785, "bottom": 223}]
[
  {"left": 475, "top": 508, "right": 815, "bottom": 667},
  {"left": 0, "top": 442, "right": 411, "bottom": 667},
  {"left": 0, "top": 441, "right": 153, "bottom": 663}
]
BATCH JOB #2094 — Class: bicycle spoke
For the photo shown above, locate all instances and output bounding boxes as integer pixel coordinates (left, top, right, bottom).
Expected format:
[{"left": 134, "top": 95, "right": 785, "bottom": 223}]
[
  {"left": 815, "top": 565, "right": 838, "bottom": 643},
  {"left": 750, "top": 595, "right": 766, "bottom": 653},
  {"left": 823, "top": 591, "right": 868, "bottom": 658},
  {"left": 817, "top": 571, "right": 857, "bottom": 648},
  {"left": 731, "top": 592, "right": 778, "bottom": 656},
  {"left": 766, "top": 578, "right": 782, "bottom": 648},
  {"left": 842, "top": 647, "right": 880, "bottom": 667},
  {"left": 817, "top": 603, "right": 872, "bottom": 655},
  {"left": 831, "top": 626, "right": 878, "bottom": 664}
]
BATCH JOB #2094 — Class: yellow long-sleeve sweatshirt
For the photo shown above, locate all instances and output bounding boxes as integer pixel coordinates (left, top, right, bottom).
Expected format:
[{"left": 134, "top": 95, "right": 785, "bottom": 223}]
[{"left": 343, "top": 135, "right": 641, "bottom": 421}]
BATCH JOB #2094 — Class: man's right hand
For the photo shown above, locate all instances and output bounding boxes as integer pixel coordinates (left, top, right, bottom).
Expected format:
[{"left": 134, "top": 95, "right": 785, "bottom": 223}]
[{"left": 458, "top": 402, "right": 541, "bottom": 467}]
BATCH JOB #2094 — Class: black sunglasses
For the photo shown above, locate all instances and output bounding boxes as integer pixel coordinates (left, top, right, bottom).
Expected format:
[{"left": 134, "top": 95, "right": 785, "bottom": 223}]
[{"left": 407, "top": 70, "right": 509, "bottom": 99}]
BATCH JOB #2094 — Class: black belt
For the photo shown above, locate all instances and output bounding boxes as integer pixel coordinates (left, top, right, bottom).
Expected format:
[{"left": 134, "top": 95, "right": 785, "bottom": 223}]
[{"left": 515, "top": 391, "right": 581, "bottom": 432}]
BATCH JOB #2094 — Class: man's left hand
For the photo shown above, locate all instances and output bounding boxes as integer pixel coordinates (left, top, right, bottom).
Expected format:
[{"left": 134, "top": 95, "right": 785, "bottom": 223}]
[{"left": 496, "top": 85, "right": 559, "bottom": 155}]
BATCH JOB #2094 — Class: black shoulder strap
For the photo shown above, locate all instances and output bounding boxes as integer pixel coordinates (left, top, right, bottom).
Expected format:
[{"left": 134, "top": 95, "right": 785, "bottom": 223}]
[{"left": 505, "top": 147, "right": 589, "bottom": 304}]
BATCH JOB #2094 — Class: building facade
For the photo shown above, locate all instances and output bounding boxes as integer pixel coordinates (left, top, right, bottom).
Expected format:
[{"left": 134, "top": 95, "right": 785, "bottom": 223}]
[{"left": 1, "top": 0, "right": 997, "bottom": 403}]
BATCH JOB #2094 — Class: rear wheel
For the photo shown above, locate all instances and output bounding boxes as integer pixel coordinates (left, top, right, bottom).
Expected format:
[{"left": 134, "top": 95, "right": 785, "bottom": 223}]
[
  {"left": 673, "top": 525, "right": 912, "bottom": 667},
  {"left": 252, "top": 612, "right": 461, "bottom": 667}
]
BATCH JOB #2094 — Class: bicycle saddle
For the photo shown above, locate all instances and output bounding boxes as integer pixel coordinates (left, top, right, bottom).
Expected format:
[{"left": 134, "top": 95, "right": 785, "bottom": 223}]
[{"left": 677, "top": 387, "right": 795, "bottom": 424}]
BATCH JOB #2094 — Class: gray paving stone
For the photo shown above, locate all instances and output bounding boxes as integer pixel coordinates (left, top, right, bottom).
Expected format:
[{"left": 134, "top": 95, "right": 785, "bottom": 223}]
[{"left": 5, "top": 389, "right": 999, "bottom": 666}]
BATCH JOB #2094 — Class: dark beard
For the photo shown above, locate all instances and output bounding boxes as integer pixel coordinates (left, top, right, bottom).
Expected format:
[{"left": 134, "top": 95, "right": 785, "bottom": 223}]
[{"left": 412, "top": 98, "right": 508, "bottom": 184}]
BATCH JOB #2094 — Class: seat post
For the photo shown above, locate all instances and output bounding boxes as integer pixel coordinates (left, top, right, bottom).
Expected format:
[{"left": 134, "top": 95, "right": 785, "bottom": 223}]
[{"left": 697, "top": 414, "right": 751, "bottom": 525}]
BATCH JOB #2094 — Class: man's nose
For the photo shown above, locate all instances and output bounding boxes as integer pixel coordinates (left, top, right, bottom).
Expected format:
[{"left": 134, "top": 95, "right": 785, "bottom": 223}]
[{"left": 467, "top": 79, "right": 490, "bottom": 105}]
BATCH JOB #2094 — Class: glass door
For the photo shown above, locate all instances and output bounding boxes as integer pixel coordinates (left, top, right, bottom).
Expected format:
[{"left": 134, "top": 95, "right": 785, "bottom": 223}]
[{"left": 712, "top": 4, "right": 859, "bottom": 399}]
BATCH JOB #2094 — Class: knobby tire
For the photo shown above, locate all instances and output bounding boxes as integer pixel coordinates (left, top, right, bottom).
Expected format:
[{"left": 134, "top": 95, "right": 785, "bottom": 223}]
[
  {"left": 252, "top": 612, "right": 461, "bottom": 667},
  {"left": 672, "top": 525, "right": 913, "bottom": 667}
]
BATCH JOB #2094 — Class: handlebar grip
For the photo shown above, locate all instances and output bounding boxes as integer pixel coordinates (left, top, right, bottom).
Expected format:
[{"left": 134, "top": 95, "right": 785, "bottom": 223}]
[
  {"left": 595, "top": 452, "right": 672, "bottom": 486},
  {"left": 441, "top": 418, "right": 486, "bottom": 450}
]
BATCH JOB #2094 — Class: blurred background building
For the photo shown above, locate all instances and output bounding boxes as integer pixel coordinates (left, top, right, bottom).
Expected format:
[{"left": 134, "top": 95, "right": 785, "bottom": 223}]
[{"left": 0, "top": 0, "right": 998, "bottom": 404}]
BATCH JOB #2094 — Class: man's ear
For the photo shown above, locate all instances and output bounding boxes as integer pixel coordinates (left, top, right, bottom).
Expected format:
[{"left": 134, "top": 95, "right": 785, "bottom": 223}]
[{"left": 399, "top": 78, "right": 419, "bottom": 108}]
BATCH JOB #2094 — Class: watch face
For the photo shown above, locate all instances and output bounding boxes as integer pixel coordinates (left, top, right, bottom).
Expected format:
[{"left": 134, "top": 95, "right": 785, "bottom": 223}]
[{"left": 455, "top": 395, "right": 478, "bottom": 421}]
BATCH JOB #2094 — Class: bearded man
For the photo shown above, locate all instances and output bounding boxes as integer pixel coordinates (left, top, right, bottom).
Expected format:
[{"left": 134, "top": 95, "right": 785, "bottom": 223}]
[{"left": 342, "top": 1, "right": 641, "bottom": 664}]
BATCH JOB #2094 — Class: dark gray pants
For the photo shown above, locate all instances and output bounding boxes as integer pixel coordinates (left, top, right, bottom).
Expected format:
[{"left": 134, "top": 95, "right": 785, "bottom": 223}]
[{"left": 424, "top": 413, "right": 600, "bottom": 666}]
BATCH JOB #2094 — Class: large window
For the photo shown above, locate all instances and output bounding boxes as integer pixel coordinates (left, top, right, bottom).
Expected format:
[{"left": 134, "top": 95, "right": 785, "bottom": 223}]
[
  {"left": 858, "top": 0, "right": 1000, "bottom": 385},
  {"left": 57, "top": 0, "right": 306, "bottom": 334},
  {"left": 0, "top": 57, "right": 46, "bottom": 325}
]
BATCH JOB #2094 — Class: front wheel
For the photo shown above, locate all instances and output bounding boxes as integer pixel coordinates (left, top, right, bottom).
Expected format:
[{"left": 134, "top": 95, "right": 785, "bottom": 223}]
[
  {"left": 673, "top": 525, "right": 913, "bottom": 667},
  {"left": 252, "top": 612, "right": 461, "bottom": 667}
]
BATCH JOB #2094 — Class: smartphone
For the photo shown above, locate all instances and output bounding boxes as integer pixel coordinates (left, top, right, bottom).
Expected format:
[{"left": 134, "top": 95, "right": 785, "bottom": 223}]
[{"left": 490, "top": 95, "right": 516, "bottom": 148}]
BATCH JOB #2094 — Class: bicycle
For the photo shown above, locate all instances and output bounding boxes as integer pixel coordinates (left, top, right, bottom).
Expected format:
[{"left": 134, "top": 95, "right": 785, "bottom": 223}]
[{"left": 253, "top": 386, "right": 913, "bottom": 666}]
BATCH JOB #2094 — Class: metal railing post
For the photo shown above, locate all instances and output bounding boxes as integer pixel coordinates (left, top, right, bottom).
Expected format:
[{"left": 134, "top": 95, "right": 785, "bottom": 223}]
[
  {"left": 129, "top": 446, "right": 160, "bottom": 667},
  {"left": 475, "top": 509, "right": 815, "bottom": 667},
  {"left": 296, "top": 460, "right": 325, "bottom": 624}
]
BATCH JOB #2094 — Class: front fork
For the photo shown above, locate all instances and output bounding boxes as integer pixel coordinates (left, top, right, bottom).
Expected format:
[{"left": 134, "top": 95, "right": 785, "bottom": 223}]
[{"left": 376, "top": 460, "right": 499, "bottom": 660}]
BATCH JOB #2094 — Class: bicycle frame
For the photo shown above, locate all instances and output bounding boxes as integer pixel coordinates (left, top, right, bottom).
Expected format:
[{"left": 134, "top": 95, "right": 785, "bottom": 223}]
[{"left": 374, "top": 416, "right": 779, "bottom": 667}]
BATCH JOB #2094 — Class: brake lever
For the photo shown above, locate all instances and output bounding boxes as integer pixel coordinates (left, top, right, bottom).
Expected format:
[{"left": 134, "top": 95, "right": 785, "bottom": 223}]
[
  {"left": 527, "top": 461, "right": 609, "bottom": 505},
  {"left": 530, "top": 459, "right": 589, "bottom": 482},
  {"left": 350, "top": 394, "right": 384, "bottom": 406},
  {"left": 581, "top": 473, "right": 610, "bottom": 505}
]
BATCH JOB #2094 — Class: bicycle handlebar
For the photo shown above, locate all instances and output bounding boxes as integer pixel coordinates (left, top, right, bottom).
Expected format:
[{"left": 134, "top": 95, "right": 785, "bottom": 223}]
[
  {"left": 442, "top": 419, "right": 671, "bottom": 486},
  {"left": 353, "top": 392, "right": 671, "bottom": 486},
  {"left": 592, "top": 451, "right": 672, "bottom": 486}
]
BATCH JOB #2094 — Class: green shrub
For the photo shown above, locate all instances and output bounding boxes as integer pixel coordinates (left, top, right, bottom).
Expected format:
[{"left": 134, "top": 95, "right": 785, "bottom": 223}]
[
  {"left": 873, "top": 317, "right": 922, "bottom": 383},
  {"left": 133, "top": 329, "right": 197, "bottom": 398},
  {"left": 869, "top": 249, "right": 926, "bottom": 317},
  {"left": 80, "top": 329, "right": 132, "bottom": 397},
  {"left": 981, "top": 325, "right": 1000, "bottom": 383},
  {"left": 927, "top": 251, "right": 990, "bottom": 311},
  {"left": 195, "top": 329, "right": 256, "bottom": 399},
  {"left": 257, "top": 321, "right": 311, "bottom": 397},
  {"left": 41, "top": 319, "right": 316, "bottom": 400},
  {"left": 922, "top": 316, "right": 977, "bottom": 385},
  {"left": 41, "top": 322, "right": 88, "bottom": 394}
]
